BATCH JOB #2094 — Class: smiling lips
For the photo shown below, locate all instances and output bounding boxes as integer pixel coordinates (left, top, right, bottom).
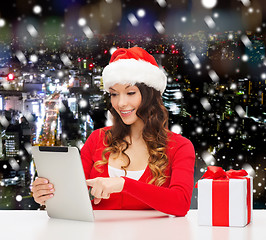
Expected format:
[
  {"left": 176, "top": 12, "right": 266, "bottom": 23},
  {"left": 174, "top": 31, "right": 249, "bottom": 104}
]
[{"left": 120, "top": 109, "right": 135, "bottom": 117}]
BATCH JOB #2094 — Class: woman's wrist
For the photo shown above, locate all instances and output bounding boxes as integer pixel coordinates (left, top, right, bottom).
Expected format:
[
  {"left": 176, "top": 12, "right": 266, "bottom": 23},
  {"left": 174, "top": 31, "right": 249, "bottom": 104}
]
[{"left": 117, "top": 177, "right": 125, "bottom": 192}]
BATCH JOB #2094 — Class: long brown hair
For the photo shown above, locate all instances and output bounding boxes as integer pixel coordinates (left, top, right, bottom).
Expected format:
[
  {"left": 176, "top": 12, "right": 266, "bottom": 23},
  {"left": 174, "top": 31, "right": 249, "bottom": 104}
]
[{"left": 94, "top": 83, "right": 170, "bottom": 186}]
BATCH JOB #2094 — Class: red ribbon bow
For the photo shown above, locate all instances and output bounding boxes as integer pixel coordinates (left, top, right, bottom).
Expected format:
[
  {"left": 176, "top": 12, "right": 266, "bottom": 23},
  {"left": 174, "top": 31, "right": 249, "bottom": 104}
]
[
  {"left": 199, "top": 166, "right": 248, "bottom": 181},
  {"left": 195, "top": 166, "right": 248, "bottom": 188}
]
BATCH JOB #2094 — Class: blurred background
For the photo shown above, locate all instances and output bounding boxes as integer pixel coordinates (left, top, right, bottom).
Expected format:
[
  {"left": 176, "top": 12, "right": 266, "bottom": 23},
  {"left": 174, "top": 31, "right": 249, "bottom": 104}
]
[{"left": 0, "top": 0, "right": 265, "bottom": 210}]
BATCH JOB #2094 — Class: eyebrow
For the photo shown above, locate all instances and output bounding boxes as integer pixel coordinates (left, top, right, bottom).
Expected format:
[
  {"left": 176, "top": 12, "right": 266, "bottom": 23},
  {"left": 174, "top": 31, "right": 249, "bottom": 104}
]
[
  {"left": 109, "top": 85, "right": 132, "bottom": 91},
  {"left": 109, "top": 87, "right": 117, "bottom": 91}
]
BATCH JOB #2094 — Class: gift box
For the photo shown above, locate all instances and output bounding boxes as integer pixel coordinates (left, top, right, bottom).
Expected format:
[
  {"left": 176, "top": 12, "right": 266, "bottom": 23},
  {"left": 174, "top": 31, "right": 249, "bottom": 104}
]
[{"left": 197, "top": 166, "right": 253, "bottom": 227}]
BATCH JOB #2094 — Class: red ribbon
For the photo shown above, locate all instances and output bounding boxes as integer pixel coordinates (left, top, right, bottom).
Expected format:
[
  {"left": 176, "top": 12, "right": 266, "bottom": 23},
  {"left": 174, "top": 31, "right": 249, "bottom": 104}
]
[
  {"left": 197, "top": 166, "right": 251, "bottom": 226},
  {"left": 198, "top": 166, "right": 248, "bottom": 180}
]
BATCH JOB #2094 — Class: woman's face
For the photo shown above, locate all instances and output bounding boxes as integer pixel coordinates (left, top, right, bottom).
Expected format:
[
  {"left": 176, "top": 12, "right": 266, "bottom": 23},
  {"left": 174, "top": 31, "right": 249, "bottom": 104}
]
[{"left": 109, "top": 83, "right": 142, "bottom": 126}]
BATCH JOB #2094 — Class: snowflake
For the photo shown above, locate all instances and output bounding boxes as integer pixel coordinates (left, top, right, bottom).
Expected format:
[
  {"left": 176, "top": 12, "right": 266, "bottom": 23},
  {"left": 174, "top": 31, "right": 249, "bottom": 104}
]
[
  {"left": 196, "top": 127, "right": 203, "bottom": 134},
  {"left": 24, "top": 143, "right": 32, "bottom": 154},
  {"left": 0, "top": 116, "right": 9, "bottom": 127},
  {"left": 235, "top": 105, "right": 246, "bottom": 118},
  {"left": 181, "top": 17, "right": 187, "bottom": 22},
  {"left": 78, "top": 18, "right": 87, "bottom": 27},
  {"left": 242, "top": 163, "right": 255, "bottom": 177},
  {"left": 154, "top": 21, "right": 165, "bottom": 34},
  {"left": 83, "top": 26, "right": 94, "bottom": 38},
  {"left": 60, "top": 53, "right": 72, "bottom": 66},
  {"left": 79, "top": 99, "right": 88, "bottom": 108},
  {"left": 228, "top": 127, "right": 236, "bottom": 135},
  {"left": 213, "top": 12, "right": 219, "bottom": 18},
  {"left": 137, "top": 9, "right": 146, "bottom": 18},
  {"left": 156, "top": 0, "right": 167, "bottom": 7},
  {"left": 33, "top": 5, "right": 42, "bottom": 15},
  {"left": 230, "top": 83, "right": 237, "bottom": 90},
  {"left": 128, "top": 13, "right": 139, "bottom": 26},
  {"left": 251, "top": 125, "right": 257, "bottom": 131},
  {"left": 261, "top": 73, "right": 266, "bottom": 80},
  {"left": 241, "top": 54, "right": 249, "bottom": 62},
  {"left": 248, "top": 8, "right": 254, "bottom": 13},
  {"left": 200, "top": 98, "right": 211, "bottom": 111},
  {"left": 189, "top": 53, "right": 201, "bottom": 69},
  {"left": 202, "top": 151, "right": 216, "bottom": 165},
  {"left": 110, "top": 47, "right": 117, "bottom": 55},
  {"left": 16, "top": 195, "right": 22, "bottom": 202},
  {"left": 16, "top": 51, "right": 27, "bottom": 65},
  {"left": 57, "top": 71, "right": 64, "bottom": 78},
  {"left": 29, "top": 54, "right": 38, "bottom": 63},
  {"left": 204, "top": 16, "right": 216, "bottom": 29},
  {"left": 241, "top": 0, "right": 251, "bottom": 7},
  {"left": 27, "top": 24, "right": 38, "bottom": 37},
  {"left": 228, "top": 33, "right": 233, "bottom": 40},
  {"left": 171, "top": 124, "right": 182, "bottom": 134},
  {"left": 208, "top": 70, "right": 219, "bottom": 82},
  {"left": 201, "top": 0, "right": 217, "bottom": 9},
  {"left": 174, "top": 91, "right": 182, "bottom": 99},
  {"left": 241, "top": 35, "right": 252, "bottom": 48},
  {"left": 0, "top": 18, "right": 5, "bottom": 27}
]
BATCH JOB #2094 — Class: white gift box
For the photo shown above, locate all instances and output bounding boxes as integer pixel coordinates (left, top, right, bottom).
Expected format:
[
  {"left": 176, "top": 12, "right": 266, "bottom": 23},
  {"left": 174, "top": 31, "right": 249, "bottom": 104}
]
[{"left": 198, "top": 177, "right": 253, "bottom": 227}]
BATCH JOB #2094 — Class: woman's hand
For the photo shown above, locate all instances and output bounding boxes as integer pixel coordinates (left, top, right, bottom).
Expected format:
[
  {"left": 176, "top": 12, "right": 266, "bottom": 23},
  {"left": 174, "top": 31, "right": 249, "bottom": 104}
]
[
  {"left": 86, "top": 177, "right": 125, "bottom": 205},
  {"left": 31, "top": 177, "right": 55, "bottom": 206}
]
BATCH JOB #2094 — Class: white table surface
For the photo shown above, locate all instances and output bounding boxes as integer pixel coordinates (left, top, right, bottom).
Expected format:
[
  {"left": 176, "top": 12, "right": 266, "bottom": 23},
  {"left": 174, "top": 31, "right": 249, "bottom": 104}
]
[{"left": 0, "top": 209, "right": 265, "bottom": 240}]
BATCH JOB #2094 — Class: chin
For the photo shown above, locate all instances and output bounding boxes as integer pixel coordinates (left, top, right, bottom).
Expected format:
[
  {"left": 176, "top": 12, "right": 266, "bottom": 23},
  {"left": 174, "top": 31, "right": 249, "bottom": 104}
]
[
  {"left": 122, "top": 120, "right": 134, "bottom": 126},
  {"left": 120, "top": 117, "right": 137, "bottom": 126}
]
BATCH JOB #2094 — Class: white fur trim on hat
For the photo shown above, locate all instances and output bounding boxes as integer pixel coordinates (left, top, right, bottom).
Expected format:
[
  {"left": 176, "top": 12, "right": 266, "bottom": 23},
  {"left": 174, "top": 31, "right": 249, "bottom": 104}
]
[{"left": 102, "top": 59, "right": 167, "bottom": 93}]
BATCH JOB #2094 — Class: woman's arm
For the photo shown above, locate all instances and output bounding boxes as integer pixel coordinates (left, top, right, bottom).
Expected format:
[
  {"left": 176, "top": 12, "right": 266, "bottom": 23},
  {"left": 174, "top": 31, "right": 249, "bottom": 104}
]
[
  {"left": 86, "top": 135, "right": 195, "bottom": 216},
  {"left": 80, "top": 129, "right": 102, "bottom": 179},
  {"left": 122, "top": 137, "right": 195, "bottom": 216}
]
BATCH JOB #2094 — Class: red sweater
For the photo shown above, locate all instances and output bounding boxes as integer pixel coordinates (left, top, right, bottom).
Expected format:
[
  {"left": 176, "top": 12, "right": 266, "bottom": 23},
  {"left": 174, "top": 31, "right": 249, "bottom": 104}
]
[{"left": 80, "top": 127, "right": 195, "bottom": 216}]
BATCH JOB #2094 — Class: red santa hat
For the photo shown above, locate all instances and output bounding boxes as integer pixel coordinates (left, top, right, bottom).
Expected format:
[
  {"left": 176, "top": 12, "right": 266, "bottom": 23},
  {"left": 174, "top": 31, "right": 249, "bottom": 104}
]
[{"left": 102, "top": 47, "right": 167, "bottom": 93}]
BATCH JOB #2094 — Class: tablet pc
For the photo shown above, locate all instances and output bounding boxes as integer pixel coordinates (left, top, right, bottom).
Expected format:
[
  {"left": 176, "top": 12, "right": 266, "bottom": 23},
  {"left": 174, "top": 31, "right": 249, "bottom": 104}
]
[{"left": 31, "top": 146, "right": 94, "bottom": 222}]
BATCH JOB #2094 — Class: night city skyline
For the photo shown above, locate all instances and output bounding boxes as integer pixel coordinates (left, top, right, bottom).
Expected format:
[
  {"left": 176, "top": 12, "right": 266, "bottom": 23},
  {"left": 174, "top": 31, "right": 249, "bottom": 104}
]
[{"left": 0, "top": 0, "right": 265, "bottom": 210}]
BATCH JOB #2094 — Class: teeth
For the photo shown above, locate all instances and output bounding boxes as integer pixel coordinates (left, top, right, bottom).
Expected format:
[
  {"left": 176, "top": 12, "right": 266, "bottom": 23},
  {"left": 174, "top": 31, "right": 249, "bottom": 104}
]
[{"left": 121, "top": 109, "right": 134, "bottom": 114}]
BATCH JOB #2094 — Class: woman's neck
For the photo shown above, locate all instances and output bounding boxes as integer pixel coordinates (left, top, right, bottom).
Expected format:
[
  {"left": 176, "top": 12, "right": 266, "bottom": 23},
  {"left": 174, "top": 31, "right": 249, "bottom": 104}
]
[{"left": 129, "top": 119, "right": 144, "bottom": 142}]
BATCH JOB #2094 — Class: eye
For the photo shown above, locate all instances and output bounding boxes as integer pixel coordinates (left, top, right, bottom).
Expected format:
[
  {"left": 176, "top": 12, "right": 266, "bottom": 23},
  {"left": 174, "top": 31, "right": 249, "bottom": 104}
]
[
  {"left": 110, "top": 93, "right": 117, "bottom": 97},
  {"left": 127, "top": 92, "right": 136, "bottom": 95}
]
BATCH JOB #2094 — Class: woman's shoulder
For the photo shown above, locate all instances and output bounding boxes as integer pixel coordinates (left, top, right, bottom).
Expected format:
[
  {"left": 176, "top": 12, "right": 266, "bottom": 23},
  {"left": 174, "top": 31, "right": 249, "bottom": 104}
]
[
  {"left": 88, "top": 126, "right": 111, "bottom": 141},
  {"left": 166, "top": 131, "right": 195, "bottom": 161},
  {"left": 167, "top": 130, "right": 194, "bottom": 149}
]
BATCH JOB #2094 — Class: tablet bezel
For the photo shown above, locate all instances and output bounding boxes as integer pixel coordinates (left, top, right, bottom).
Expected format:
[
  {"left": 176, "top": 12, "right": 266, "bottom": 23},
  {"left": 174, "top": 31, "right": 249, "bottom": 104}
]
[{"left": 31, "top": 146, "right": 94, "bottom": 222}]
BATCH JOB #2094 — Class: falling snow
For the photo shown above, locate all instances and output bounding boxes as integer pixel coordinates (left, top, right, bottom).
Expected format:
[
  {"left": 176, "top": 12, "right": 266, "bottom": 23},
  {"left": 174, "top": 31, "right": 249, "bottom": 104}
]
[
  {"left": 0, "top": 18, "right": 5, "bottom": 27},
  {"left": 156, "top": 0, "right": 167, "bottom": 8},
  {"left": 26, "top": 25, "right": 38, "bottom": 38},
  {"left": 137, "top": 9, "right": 146, "bottom": 18},
  {"left": 128, "top": 13, "right": 139, "bottom": 26},
  {"left": 154, "top": 21, "right": 165, "bottom": 34},
  {"left": 33, "top": 5, "right": 42, "bottom": 15},
  {"left": 16, "top": 195, "right": 22, "bottom": 202},
  {"left": 0, "top": 0, "right": 264, "bottom": 211},
  {"left": 201, "top": 0, "right": 217, "bottom": 9},
  {"left": 204, "top": 16, "right": 216, "bottom": 29},
  {"left": 208, "top": 70, "right": 219, "bottom": 82}
]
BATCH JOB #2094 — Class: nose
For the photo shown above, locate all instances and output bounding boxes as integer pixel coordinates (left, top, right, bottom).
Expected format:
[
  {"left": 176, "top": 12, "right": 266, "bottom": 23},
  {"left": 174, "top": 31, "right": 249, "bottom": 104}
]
[{"left": 117, "top": 94, "right": 127, "bottom": 108}]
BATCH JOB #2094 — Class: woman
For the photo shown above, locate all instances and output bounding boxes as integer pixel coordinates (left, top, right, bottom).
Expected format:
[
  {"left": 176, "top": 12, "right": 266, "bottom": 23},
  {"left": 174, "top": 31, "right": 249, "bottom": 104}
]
[{"left": 32, "top": 47, "right": 195, "bottom": 216}]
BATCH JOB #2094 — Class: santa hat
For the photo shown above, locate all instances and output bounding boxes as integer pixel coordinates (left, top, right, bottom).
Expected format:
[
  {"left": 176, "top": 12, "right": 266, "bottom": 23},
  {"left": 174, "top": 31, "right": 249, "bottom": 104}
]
[{"left": 102, "top": 47, "right": 167, "bottom": 93}]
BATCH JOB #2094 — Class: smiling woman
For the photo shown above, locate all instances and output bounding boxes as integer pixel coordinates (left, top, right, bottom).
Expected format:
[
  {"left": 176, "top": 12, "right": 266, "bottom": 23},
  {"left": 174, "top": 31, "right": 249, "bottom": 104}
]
[{"left": 31, "top": 47, "right": 195, "bottom": 216}]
